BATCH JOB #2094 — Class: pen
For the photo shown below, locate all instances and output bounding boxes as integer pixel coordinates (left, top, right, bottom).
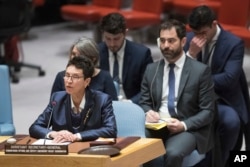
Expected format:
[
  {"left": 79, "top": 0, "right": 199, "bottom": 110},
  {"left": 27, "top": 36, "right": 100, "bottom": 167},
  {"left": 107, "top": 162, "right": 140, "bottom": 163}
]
[
  {"left": 159, "top": 118, "right": 172, "bottom": 123},
  {"left": 26, "top": 139, "right": 31, "bottom": 145}
]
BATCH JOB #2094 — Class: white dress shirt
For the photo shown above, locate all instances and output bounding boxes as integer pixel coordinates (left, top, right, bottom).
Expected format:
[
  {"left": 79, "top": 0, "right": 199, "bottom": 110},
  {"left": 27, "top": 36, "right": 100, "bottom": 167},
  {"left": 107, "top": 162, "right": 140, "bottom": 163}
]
[{"left": 108, "top": 40, "right": 127, "bottom": 99}]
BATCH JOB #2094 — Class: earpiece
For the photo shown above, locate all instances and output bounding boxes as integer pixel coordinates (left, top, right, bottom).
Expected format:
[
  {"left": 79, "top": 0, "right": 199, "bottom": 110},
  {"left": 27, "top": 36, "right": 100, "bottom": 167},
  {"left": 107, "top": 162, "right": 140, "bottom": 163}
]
[{"left": 156, "top": 37, "right": 160, "bottom": 48}]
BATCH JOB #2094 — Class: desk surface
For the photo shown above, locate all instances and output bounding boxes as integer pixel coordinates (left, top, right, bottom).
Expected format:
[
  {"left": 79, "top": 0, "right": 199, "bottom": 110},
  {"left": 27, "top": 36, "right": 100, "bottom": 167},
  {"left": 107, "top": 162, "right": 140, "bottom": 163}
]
[{"left": 0, "top": 136, "right": 165, "bottom": 167}]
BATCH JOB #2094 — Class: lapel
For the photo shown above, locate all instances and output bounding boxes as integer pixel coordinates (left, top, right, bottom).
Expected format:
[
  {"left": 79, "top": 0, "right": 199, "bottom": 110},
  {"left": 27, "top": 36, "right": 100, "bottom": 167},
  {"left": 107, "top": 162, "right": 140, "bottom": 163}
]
[
  {"left": 122, "top": 40, "right": 132, "bottom": 83},
  {"left": 64, "top": 95, "right": 73, "bottom": 131},
  {"left": 80, "top": 88, "right": 94, "bottom": 130},
  {"left": 155, "top": 60, "right": 165, "bottom": 108},
  {"left": 177, "top": 57, "right": 191, "bottom": 101},
  {"left": 101, "top": 43, "right": 110, "bottom": 71},
  {"left": 210, "top": 28, "right": 227, "bottom": 72}
]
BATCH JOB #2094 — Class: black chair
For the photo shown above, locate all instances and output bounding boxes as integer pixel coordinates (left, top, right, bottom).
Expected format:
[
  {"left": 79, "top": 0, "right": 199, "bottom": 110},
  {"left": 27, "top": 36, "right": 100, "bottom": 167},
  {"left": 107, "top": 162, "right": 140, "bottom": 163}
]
[{"left": 0, "top": 0, "right": 45, "bottom": 83}]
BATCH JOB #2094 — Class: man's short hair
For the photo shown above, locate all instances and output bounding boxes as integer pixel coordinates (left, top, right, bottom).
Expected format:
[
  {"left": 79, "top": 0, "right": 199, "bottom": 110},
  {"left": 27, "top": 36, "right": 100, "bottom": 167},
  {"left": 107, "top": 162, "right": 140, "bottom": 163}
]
[
  {"left": 159, "top": 19, "right": 186, "bottom": 40},
  {"left": 188, "top": 5, "right": 217, "bottom": 31},
  {"left": 99, "top": 12, "right": 127, "bottom": 34}
]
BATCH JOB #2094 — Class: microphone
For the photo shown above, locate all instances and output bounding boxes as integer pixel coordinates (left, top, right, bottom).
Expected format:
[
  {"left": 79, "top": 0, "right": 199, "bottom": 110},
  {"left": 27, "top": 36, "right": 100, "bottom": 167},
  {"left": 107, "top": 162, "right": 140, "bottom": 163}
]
[{"left": 43, "top": 101, "right": 57, "bottom": 145}]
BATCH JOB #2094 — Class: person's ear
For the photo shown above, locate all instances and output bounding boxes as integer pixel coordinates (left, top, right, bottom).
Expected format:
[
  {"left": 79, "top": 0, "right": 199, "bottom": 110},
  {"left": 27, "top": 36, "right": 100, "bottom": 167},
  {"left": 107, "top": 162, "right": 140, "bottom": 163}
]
[
  {"left": 181, "top": 37, "right": 187, "bottom": 48},
  {"left": 85, "top": 78, "right": 91, "bottom": 88}
]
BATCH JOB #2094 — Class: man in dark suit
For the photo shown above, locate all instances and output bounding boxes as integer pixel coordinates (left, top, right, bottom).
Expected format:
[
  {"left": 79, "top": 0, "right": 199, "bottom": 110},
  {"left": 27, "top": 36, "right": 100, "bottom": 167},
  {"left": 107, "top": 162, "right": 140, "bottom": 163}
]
[
  {"left": 98, "top": 12, "right": 153, "bottom": 104},
  {"left": 29, "top": 56, "right": 117, "bottom": 142},
  {"left": 184, "top": 5, "right": 250, "bottom": 166},
  {"left": 140, "top": 19, "right": 216, "bottom": 167}
]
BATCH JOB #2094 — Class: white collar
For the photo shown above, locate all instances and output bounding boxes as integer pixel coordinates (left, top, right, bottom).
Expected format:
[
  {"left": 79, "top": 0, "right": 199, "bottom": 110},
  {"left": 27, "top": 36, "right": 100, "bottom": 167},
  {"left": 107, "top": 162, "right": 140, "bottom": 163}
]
[
  {"left": 70, "top": 95, "right": 85, "bottom": 111},
  {"left": 164, "top": 51, "right": 186, "bottom": 69}
]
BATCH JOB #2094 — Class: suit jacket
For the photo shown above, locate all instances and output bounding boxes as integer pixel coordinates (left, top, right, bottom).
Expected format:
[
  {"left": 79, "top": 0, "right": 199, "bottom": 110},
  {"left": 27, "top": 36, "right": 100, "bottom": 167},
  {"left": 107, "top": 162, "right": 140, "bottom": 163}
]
[
  {"left": 29, "top": 88, "right": 117, "bottom": 141},
  {"left": 184, "top": 27, "right": 250, "bottom": 124},
  {"left": 139, "top": 57, "right": 215, "bottom": 153},
  {"left": 99, "top": 39, "right": 153, "bottom": 104}
]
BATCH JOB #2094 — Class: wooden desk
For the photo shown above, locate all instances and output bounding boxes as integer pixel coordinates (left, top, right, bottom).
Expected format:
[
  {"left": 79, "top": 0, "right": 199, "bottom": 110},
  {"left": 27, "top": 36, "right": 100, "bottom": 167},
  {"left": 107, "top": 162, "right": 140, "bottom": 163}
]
[{"left": 0, "top": 136, "right": 165, "bottom": 167}]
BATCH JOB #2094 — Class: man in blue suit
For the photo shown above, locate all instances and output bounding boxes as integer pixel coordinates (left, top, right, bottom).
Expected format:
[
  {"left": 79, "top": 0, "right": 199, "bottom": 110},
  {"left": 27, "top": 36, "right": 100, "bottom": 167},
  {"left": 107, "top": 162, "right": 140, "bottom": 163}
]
[
  {"left": 98, "top": 13, "right": 153, "bottom": 104},
  {"left": 184, "top": 5, "right": 250, "bottom": 166}
]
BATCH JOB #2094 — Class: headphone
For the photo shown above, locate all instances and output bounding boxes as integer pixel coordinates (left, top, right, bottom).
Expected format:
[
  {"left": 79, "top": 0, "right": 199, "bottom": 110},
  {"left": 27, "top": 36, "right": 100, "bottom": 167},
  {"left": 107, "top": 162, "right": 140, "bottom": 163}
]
[{"left": 156, "top": 37, "right": 160, "bottom": 48}]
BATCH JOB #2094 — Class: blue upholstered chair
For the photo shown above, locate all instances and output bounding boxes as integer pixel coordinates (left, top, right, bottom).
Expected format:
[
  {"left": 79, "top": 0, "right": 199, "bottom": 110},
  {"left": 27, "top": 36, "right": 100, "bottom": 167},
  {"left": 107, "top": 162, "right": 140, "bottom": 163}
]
[
  {"left": 112, "top": 100, "right": 204, "bottom": 166},
  {"left": 182, "top": 150, "right": 205, "bottom": 167},
  {"left": 113, "top": 81, "right": 119, "bottom": 98},
  {"left": 112, "top": 101, "right": 145, "bottom": 137},
  {"left": 0, "top": 65, "right": 16, "bottom": 135}
]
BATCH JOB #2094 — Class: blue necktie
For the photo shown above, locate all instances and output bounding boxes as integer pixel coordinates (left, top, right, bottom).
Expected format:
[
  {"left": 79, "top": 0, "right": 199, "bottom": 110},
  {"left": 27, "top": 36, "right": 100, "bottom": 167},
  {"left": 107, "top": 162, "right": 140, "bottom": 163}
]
[
  {"left": 168, "top": 64, "right": 177, "bottom": 117},
  {"left": 113, "top": 53, "right": 119, "bottom": 82}
]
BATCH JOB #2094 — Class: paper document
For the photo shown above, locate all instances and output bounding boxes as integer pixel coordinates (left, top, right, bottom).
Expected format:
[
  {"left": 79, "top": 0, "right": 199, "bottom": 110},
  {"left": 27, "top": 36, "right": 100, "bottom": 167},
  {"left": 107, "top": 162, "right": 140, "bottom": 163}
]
[
  {"left": 145, "top": 118, "right": 172, "bottom": 130},
  {"left": 32, "top": 139, "right": 71, "bottom": 145}
]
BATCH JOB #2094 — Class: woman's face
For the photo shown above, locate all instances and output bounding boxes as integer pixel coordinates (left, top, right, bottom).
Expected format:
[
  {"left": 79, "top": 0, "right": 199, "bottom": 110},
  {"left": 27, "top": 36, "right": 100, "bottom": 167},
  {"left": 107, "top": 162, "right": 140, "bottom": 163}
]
[
  {"left": 70, "top": 46, "right": 80, "bottom": 59},
  {"left": 64, "top": 65, "right": 90, "bottom": 96}
]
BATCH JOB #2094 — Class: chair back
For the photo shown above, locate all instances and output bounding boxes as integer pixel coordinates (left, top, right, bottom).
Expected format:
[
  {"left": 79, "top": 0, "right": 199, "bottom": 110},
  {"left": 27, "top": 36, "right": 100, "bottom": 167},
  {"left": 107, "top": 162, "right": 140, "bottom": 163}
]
[
  {"left": 132, "top": 0, "right": 163, "bottom": 15},
  {"left": 93, "top": 0, "right": 122, "bottom": 9},
  {"left": 0, "top": 0, "right": 31, "bottom": 38},
  {"left": 112, "top": 101, "right": 145, "bottom": 137},
  {"left": 218, "top": 0, "right": 250, "bottom": 27},
  {"left": 0, "top": 65, "right": 15, "bottom": 135}
]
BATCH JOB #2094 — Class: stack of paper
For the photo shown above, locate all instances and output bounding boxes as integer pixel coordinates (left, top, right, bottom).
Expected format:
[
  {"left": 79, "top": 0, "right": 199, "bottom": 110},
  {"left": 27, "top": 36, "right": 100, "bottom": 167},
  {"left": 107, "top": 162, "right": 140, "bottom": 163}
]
[
  {"left": 32, "top": 139, "right": 71, "bottom": 145},
  {"left": 145, "top": 120, "right": 168, "bottom": 130}
]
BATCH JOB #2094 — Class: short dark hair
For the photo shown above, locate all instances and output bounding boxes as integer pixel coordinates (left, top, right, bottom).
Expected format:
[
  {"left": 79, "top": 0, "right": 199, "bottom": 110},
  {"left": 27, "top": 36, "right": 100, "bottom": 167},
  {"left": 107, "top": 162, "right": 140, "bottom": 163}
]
[
  {"left": 66, "top": 56, "right": 94, "bottom": 79},
  {"left": 99, "top": 12, "right": 126, "bottom": 34},
  {"left": 159, "top": 19, "right": 186, "bottom": 39},
  {"left": 188, "top": 5, "right": 217, "bottom": 31}
]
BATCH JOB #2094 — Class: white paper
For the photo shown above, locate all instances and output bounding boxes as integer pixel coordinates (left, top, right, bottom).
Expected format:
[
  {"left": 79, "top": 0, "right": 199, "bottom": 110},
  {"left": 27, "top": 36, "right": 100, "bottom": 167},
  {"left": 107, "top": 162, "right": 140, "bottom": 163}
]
[{"left": 32, "top": 139, "right": 71, "bottom": 145}]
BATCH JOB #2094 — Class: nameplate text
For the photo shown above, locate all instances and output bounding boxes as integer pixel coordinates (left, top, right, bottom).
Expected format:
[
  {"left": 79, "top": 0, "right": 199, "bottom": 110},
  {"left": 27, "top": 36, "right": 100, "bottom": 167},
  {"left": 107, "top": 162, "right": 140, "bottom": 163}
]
[{"left": 5, "top": 144, "right": 68, "bottom": 155}]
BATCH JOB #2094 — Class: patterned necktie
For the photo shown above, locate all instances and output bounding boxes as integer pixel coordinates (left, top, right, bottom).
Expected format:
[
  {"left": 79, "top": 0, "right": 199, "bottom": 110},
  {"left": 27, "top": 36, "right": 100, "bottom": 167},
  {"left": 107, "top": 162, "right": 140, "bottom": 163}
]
[
  {"left": 113, "top": 52, "right": 119, "bottom": 82},
  {"left": 168, "top": 64, "right": 177, "bottom": 117}
]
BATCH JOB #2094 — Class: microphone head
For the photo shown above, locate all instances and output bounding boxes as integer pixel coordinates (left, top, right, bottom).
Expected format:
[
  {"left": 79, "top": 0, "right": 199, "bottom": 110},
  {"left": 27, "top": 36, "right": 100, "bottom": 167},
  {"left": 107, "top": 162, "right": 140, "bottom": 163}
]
[
  {"left": 51, "top": 101, "right": 57, "bottom": 106},
  {"left": 6, "top": 138, "right": 17, "bottom": 144}
]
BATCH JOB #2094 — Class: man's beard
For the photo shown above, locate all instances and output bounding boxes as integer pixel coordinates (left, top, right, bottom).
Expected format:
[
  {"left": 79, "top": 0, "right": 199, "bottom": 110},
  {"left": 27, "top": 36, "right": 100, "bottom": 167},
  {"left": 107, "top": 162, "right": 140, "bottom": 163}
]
[{"left": 161, "top": 46, "right": 182, "bottom": 60}]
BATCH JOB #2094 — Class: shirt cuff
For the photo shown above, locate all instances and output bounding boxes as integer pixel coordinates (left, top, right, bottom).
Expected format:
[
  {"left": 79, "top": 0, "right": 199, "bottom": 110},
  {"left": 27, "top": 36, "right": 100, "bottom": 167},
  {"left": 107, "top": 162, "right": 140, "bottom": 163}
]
[
  {"left": 46, "top": 132, "right": 53, "bottom": 139},
  {"left": 76, "top": 133, "right": 82, "bottom": 141},
  {"left": 181, "top": 121, "right": 187, "bottom": 131}
]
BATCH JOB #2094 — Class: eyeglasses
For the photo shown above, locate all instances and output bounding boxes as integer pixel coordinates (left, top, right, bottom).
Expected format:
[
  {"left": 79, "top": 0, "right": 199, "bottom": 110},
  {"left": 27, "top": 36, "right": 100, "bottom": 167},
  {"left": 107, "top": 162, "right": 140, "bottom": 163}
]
[{"left": 64, "top": 74, "right": 84, "bottom": 82}]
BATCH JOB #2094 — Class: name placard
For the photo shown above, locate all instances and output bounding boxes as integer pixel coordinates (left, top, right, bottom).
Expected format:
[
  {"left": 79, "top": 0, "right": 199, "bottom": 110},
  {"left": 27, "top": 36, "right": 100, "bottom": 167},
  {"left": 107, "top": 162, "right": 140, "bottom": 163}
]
[{"left": 5, "top": 144, "right": 68, "bottom": 155}]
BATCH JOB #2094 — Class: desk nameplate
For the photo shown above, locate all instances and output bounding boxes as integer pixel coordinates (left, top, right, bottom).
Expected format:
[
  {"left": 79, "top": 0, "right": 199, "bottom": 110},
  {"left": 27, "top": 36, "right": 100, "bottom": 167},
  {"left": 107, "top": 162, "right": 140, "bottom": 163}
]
[
  {"left": 5, "top": 144, "right": 68, "bottom": 155},
  {"left": 0, "top": 136, "right": 166, "bottom": 167}
]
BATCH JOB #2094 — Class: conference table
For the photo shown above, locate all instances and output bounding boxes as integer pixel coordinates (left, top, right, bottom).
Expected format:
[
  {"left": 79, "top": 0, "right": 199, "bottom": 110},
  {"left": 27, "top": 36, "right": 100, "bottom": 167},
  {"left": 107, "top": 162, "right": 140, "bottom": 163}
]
[{"left": 0, "top": 135, "right": 165, "bottom": 167}]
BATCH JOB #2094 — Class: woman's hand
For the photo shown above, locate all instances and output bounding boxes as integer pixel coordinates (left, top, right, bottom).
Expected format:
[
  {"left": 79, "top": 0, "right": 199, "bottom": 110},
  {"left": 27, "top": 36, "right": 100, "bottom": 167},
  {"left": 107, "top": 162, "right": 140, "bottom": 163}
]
[{"left": 50, "top": 130, "right": 78, "bottom": 143}]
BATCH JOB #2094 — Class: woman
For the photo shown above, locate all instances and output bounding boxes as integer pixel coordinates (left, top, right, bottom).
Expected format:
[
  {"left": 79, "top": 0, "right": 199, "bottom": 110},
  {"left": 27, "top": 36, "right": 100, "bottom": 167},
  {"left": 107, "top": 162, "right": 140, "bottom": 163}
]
[
  {"left": 51, "top": 36, "right": 118, "bottom": 100},
  {"left": 29, "top": 56, "right": 117, "bottom": 142}
]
